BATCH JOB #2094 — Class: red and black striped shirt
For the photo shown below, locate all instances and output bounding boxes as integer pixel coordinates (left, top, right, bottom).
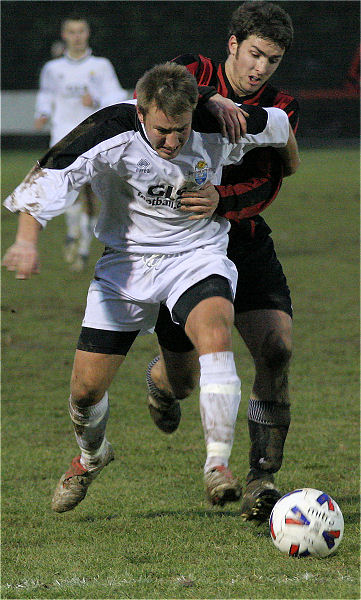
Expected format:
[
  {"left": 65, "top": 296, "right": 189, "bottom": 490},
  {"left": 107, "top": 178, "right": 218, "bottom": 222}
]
[{"left": 174, "top": 53, "right": 299, "bottom": 223}]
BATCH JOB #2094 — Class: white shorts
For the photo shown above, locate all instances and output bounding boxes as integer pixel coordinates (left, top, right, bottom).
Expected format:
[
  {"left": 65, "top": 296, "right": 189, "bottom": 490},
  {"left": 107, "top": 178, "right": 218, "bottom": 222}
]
[{"left": 82, "top": 247, "right": 237, "bottom": 334}]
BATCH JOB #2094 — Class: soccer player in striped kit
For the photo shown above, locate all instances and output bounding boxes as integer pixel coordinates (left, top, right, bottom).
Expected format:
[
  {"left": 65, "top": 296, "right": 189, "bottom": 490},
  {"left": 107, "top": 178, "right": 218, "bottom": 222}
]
[{"left": 145, "top": 2, "right": 300, "bottom": 520}]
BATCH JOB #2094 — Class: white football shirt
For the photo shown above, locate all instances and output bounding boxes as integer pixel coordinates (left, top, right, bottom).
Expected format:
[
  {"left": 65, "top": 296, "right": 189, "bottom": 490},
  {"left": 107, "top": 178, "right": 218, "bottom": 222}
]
[
  {"left": 35, "top": 50, "right": 129, "bottom": 145},
  {"left": 5, "top": 101, "right": 289, "bottom": 255}
]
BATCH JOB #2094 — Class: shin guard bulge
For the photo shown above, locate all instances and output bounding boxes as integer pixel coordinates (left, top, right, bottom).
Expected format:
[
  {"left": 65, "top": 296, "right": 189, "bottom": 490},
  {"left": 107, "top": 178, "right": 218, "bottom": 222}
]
[
  {"left": 199, "top": 352, "right": 241, "bottom": 472},
  {"left": 69, "top": 392, "right": 110, "bottom": 470},
  {"left": 247, "top": 399, "right": 290, "bottom": 478}
]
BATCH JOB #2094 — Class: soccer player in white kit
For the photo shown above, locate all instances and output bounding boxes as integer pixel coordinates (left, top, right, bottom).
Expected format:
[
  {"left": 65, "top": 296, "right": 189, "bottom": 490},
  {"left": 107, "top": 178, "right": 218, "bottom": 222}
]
[
  {"left": 3, "top": 63, "right": 297, "bottom": 512},
  {"left": 34, "top": 16, "right": 128, "bottom": 271}
]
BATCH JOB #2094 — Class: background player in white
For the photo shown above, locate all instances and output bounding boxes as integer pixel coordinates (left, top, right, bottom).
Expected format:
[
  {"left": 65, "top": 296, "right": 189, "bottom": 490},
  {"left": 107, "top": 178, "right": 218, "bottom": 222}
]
[
  {"left": 34, "top": 16, "right": 128, "bottom": 271},
  {"left": 3, "top": 63, "right": 298, "bottom": 512}
]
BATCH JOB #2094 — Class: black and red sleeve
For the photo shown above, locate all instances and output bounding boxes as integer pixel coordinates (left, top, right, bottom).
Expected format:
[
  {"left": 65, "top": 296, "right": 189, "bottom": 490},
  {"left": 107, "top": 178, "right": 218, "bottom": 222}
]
[
  {"left": 172, "top": 54, "right": 219, "bottom": 103},
  {"left": 215, "top": 96, "right": 300, "bottom": 222}
]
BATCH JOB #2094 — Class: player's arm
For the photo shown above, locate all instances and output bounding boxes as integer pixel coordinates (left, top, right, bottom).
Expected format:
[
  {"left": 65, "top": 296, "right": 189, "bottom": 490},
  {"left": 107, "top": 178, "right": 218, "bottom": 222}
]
[
  {"left": 276, "top": 123, "right": 300, "bottom": 176},
  {"left": 204, "top": 94, "right": 249, "bottom": 143},
  {"left": 181, "top": 104, "right": 281, "bottom": 219},
  {"left": 91, "top": 59, "right": 129, "bottom": 109},
  {"left": 34, "top": 63, "right": 54, "bottom": 130},
  {"left": 172, "top": 54, "right": 247, "bottom": 142},
  {"left": 3, "top": 159, "right": 85, "bottom": 279},
  {"left": 81, "top": 88, "right": 98, "bottom": 108},
  {"left": 2, "top": 131, "right": 105, "bottom": 278},
  {"left": 2, "top": 158, "right": 76, "bottom": 279},
  {"left": 182, "top": 106, "right": 299, "bottom": 221},
  {"left": 215, "top": 100, "right": 300, "bottom": 221},
  {"left": 180, "top": 182, "right": 220, "bottom": 220}
]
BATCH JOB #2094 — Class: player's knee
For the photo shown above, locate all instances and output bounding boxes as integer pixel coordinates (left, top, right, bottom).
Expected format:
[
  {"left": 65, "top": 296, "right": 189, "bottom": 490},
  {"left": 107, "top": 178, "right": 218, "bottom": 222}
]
[
  {"left": 70, "top": 379, "right": 104, "bottom": 407},
  {"left": 196, "top": 318, "right": 233, "bottom": 353},
  {"left": 261, "top": 329, "right": 292, "bottom": 371}
]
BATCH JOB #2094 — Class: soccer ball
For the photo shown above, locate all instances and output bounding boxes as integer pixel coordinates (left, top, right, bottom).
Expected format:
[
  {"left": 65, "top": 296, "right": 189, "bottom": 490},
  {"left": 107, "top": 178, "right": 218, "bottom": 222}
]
[{"left": 269, "top": 488, "right": 344, "bottom": 558}]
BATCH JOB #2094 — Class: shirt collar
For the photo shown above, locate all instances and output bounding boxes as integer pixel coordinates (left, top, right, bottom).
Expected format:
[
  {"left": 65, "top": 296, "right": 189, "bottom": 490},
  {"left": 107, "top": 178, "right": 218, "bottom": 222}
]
[{"left": 64, "top": 48, "right": 92, "bottom": 63}]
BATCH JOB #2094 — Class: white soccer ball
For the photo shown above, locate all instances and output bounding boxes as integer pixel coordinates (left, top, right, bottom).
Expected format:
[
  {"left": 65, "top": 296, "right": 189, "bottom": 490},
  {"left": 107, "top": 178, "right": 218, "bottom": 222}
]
[{"left": 269, "top": 488, "right": 344, "bottom": 558}]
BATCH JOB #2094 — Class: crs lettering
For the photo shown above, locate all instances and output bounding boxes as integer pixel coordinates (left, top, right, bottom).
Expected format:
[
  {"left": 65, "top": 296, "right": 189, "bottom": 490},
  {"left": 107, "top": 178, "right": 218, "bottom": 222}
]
[{"left": 145, "top": 184, "right": 190, "bottom": 209}]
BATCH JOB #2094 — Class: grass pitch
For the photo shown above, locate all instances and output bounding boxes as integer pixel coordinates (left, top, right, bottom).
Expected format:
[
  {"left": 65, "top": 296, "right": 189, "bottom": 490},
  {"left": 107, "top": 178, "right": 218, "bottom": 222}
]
[{"left": 1, "top": 147, "right": 360, "bottom": 599}]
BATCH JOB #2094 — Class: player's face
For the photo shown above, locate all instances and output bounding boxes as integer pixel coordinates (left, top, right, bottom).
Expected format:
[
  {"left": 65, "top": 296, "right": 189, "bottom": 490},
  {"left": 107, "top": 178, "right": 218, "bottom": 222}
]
[
  {"left": 62, "top": 20, "right": 90, "bottom": 54},
  {"left": 226, "top": 34, "right": 285, "bottom": 96},
  {"left": 137, "top": 103, "right": 193, "bottom": 160}
]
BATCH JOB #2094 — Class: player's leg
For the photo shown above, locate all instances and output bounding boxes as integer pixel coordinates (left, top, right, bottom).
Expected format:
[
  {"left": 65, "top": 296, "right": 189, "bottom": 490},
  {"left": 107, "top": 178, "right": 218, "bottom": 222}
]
[
  {"left": 52, "top": 328, "right": 140, "bottom": 513},
  {"left": 63, "top": 199, "right": 82, "bottom": 264},
  {"left": 69, "top": 346, "right": 125, "bottom": 469},
  {"left": 71, "top": 183, "right": 98, "bottom": 272},
  {"left": 228, "top": 219, "right": 293, "bottom": 520},
  {"left": 52, "top": 273, "right": 145, "bottom": 512},
  {"left": 146, "top": 303, "right": 199, "bottom": 433},
  {"left": 235, "top": 308, "right": 292, "bottom": 520},
  {"left": 172, "top": 276, "right": 242, "bottom": 506},
  {"left": 52, "top": 349, "right": 121, "bottom": 513}
]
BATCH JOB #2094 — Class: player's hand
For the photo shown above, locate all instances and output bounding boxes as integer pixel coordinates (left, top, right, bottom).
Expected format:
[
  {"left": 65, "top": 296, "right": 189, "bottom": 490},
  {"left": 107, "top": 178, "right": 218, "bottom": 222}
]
[
  {"left": 2, "top": 241, "right": 40, "bottom": 279},
  {"left": 34, "top": 116, "right": 49, "bottom": 130},
  {"left": 82, "top": 92, "right": 95, "bottom": 108},
  {"left": 205, "top": 94, "right": 249, "bottom": 143},
  {"left": 180, "top": 182, "right": 220, "bottom": 220}
]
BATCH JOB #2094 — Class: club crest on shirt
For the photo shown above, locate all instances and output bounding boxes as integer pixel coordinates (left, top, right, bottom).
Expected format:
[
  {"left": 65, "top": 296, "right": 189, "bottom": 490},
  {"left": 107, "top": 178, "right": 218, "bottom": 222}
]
[{"left": 193, "top": 160, "right": 208, "bottom": 185}]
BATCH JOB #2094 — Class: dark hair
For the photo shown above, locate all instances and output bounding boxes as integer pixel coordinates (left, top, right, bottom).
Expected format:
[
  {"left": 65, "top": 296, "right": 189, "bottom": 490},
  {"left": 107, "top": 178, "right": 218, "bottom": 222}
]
[
  {"left": 228, "top": 2, "right": 294, "bottom": 52},
  {"left": 136, "top": 62, "right": 198, "bottom": 118}
]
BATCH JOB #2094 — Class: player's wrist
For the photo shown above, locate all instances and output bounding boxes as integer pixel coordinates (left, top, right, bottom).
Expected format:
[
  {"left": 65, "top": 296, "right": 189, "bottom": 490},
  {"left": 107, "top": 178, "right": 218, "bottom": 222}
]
[
  {"left": 14, "top": 239, "right": 37, "bottom": 249},
  {"left": 198, "top": 88, "right": 218, "bottom": 104},
  {"left": 213, "top": 186, "right": 224, "bottom": 214}
]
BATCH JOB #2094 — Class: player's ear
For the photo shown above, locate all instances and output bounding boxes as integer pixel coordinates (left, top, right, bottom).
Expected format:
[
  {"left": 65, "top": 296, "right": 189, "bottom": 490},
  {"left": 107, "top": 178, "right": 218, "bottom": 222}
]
[
  {"left": 136, "top": 106, "right": 144, "bottom": 123},
  {"left": 228, "top": 35, "right": 238, "bottom": 57}
]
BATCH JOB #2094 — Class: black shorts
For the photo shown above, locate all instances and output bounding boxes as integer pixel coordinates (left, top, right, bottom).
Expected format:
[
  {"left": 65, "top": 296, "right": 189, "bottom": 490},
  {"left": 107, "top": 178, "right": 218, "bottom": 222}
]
[
  {"left": 172, "top": 274, "right": 233, "bottom": 329},
  {"left": 228, "top": 217, "right": 292, "bottom": 317},
  {"left": 155, "top": 217, "right": 292, "bottom": 353},
  {"left": 77, "top": 327, "right": 139, "bottom": 355}
]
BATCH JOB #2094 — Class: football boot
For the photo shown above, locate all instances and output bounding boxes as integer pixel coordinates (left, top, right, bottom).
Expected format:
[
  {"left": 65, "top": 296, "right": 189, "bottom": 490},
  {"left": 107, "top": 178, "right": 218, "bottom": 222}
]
[
  {"left": 52, "top": 441, "right": 114, "bottom": 513},
  {"left": 240, "top": 471, "right": 282, "bottom": 522},
  {"left": 204, "top": 465, "right": 242, "bottom": 506}
]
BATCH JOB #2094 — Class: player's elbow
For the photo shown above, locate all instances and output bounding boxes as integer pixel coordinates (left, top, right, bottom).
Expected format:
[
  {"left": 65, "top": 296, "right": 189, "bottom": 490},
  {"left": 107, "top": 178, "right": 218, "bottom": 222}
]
[{"left": 284, "top": 155, "right": 301, "bottom": 176}]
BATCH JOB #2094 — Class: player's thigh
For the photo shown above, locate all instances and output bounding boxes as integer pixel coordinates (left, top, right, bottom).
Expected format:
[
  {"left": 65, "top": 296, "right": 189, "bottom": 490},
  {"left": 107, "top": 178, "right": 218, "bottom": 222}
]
[
  {"left": 71, "top": 349, "right": 125, "bottom": 403},
  {"left": 229, "top": 224, "right": 293, "bottom": 318},
  {"left": 185, "top": 296, "right": 234, "bottom": 354},
  {"left": 235, "top": 309, "right": 292, "bottom": 361},
  {"left": 83, "top": 278, "right": 158, "bottom": 336}
]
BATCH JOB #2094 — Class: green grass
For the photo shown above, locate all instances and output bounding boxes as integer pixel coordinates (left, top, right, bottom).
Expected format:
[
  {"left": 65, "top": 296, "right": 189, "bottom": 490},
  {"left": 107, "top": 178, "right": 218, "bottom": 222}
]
[{"left": 1, "top": 148, "right": 360, "bottom": 599}]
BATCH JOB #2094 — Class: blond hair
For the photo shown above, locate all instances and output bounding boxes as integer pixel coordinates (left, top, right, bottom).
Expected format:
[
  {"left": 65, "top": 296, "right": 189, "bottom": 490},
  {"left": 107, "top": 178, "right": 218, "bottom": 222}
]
[{"left": 136, "top": 62, "right": 198, "bottom": 118}]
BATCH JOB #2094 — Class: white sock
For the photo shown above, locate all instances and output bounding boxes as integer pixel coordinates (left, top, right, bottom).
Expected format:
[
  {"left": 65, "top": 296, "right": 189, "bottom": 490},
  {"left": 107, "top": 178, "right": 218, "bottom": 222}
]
[
  {"left": 80, "top": 437, "right": 109, "bottom": 470},
  {"left": 65, "top": 202, "right": 82, "bottom": 240},
  {"left": 199, "top": 352, "right": 241, "bottom": 473},
  {"left": 78, "top": 212, "right": 96, "bottom": 257},
  {"left": 69, "top": 393, "right": 109, "bottom": 469}
]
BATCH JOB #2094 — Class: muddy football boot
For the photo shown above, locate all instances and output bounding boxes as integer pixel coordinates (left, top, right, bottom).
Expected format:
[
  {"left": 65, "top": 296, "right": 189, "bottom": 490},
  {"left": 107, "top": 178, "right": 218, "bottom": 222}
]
[
  {"left": 240, "top": 472, "right": 282, "bottom": 522},
  {"left": 51, "top": 441, "right": 114, "bottom": 513},
  {"left": 204, "top": 465, "right": 242, "bottom": 507},
  {"left": 147, "top": 393, "right": 181, "bottom": 434}
]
